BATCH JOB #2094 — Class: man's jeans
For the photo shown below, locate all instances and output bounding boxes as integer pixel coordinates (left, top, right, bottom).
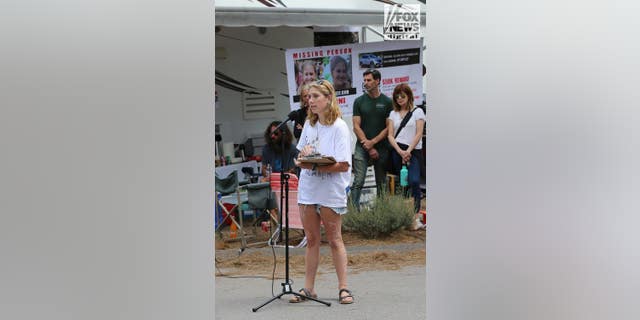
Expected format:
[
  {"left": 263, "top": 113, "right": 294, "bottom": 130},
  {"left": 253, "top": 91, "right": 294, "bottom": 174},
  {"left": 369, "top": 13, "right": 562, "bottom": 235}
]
[{"left": 350, "top": 144, "right": 388, "bottom": 210}]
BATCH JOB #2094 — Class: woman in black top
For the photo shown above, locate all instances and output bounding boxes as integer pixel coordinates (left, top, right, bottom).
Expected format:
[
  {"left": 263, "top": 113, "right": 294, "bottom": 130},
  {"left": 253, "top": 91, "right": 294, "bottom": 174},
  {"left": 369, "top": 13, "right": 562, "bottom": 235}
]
[{"left": 293, "top": 83, "right": 311, "bottom": 141}]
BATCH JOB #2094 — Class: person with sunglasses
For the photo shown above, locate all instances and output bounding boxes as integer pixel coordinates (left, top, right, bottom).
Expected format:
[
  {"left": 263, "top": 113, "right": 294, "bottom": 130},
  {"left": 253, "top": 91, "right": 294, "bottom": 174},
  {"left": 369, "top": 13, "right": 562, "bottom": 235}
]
[
  {"left": 291, "top": 80, "right": 354, "bottom": 305},
  {"left": 386, "top": 83, "right": 425, "bottom": 226},
  {"left": 351, "top": 69, "right": 393, "bottom": 210},
  {"left": 261, "top": 120, "right": 299, "bottom": 180}
]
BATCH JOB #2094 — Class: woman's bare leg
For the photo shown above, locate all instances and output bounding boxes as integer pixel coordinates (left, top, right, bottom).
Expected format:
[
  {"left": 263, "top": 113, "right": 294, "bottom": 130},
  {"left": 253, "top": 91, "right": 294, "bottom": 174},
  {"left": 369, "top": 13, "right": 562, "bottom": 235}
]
[
  {"left": 319, "top": 207, "right": 352, "bottom": 303},
  {"left": 300, "top": 204, "right": 322, "bottom": 294}
]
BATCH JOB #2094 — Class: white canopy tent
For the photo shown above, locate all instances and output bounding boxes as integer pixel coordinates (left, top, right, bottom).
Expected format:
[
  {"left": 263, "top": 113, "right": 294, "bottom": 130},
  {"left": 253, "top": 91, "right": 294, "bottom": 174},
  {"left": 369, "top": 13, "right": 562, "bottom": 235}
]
[
  {"left": 215, "top": 0, "right": 426, "bottom": 27},
  {"left": 214, "top": 0, "right": 427, "bottom": 149}
]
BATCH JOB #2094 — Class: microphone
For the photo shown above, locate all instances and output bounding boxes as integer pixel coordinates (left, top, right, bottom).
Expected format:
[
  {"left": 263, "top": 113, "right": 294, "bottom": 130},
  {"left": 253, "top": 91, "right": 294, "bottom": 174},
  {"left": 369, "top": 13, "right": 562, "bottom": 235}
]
[
  {"left": 286, "top": 109, "right": 298, "bottom": 121},
  {"left": 270, "top": 110, "right": 299, "bottom": 137}
]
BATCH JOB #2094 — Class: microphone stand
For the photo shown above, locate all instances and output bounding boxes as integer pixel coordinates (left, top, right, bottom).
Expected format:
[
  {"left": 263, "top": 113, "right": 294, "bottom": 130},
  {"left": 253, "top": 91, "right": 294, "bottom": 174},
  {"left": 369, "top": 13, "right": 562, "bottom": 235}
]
[{"left": 252, "top": 118, "right": 331, "bottom": 312}]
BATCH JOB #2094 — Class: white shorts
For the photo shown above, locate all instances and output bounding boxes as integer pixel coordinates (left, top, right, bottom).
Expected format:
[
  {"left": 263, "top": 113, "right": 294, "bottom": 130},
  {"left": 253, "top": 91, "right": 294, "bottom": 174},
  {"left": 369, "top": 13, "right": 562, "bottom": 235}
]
[{"left": 300, "top": 204, "right": 348, "bottom": 215}]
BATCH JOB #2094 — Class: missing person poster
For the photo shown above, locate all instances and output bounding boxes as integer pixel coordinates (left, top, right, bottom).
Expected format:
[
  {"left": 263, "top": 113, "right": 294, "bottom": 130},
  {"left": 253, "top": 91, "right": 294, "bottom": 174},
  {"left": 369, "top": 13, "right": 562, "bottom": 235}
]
[
  {"left": 285, "top": 40, "right": 423, "bottom": 116},
  {"left": 285, "top": 44, "right": 357, "bottom": 117}
]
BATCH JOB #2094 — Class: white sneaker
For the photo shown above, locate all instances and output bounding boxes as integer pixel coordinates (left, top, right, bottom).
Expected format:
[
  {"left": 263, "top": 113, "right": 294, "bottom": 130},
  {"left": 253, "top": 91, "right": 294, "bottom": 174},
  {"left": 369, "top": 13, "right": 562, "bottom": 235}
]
[{"left": 411, "top": 218, "right": 425, "bottom": 231}]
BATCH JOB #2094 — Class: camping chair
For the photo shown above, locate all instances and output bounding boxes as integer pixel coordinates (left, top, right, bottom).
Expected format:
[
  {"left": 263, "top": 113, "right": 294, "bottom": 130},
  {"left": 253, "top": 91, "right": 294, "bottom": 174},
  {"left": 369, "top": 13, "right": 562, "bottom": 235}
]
[
  {"left": 244, "top": 181, "right": 278, "bottom": 242},
  {"left": 271, "top": 189, "right": 308, "bottom": 248},
  {"left": 215, "top": 171, "right": 252, "bottom": 250},
  {"left": 268, "top": 173, "right": 307, "bottom": 248},
  {"left": 241, "top": 166, "right": 262, "bottom": 184}
]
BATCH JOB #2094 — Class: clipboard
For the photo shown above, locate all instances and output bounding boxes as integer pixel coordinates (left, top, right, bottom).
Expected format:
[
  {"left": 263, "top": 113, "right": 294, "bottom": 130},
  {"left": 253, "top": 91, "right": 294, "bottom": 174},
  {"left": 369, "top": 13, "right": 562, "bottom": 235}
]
[{"left": 298, "top": 156, "right": 336, "bottom": 165}]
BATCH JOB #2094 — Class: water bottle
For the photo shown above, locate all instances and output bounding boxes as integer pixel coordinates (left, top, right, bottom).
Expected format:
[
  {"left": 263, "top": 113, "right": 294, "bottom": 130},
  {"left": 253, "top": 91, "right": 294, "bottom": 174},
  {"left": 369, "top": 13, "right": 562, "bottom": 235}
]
[
  {"left": 400, "top": 165, "right": 408, "bottom": 187},
  {"left": 266, "top": 163, "right": 272, "bottom": 178}
]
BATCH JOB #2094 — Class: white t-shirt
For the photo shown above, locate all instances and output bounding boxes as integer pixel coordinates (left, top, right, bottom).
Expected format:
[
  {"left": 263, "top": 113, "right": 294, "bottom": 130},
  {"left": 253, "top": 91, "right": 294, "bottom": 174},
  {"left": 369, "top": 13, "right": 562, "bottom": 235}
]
[
  {"left": 296, "top": 118, "right": 352, "bottom": 208},
  {"left": 388, "top": 107, "right": 426, "bottom": 149}
]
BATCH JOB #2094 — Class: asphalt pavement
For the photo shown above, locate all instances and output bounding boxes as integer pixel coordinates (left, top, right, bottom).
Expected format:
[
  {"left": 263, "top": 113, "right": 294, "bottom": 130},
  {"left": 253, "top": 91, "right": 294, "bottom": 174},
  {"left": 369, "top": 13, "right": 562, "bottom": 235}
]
[{"left": 215, "top": 249, "right": 426, "bottom": 319}]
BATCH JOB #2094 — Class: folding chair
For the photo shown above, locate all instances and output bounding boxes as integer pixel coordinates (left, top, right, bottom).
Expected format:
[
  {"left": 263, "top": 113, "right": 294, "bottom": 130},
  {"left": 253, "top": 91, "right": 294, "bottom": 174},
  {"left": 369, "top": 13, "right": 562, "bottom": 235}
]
[
  {"left": 244, "top": 181, "right": 278, "bottom": 238},
  {"left": 215, "top": 171, "right": 252, "bottom": 250},
  {"left": 269, "top": 172, "right": 299, "bottom": 191},
  {"left": 244, "top": 182, "right": 277, "bottom": 239},
  {"left": 271, "top": 189, "right": 308, "bottom": 248},
  {"left": 241, "top": 166, "right": 262, "bottom": 184},
  {"left": 268, "top": 173, "right": 307, "bottom": 248}
]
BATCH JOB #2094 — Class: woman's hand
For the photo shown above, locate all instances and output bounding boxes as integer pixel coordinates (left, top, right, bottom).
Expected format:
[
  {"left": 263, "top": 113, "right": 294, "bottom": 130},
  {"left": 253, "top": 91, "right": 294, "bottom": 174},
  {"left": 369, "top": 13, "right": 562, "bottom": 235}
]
[
  {"left": 295, "top": 145, "right": 315, "bottom": 170},
  {"left": 399, "top": 149, "right": 411, "bottom": 159},
  {"left": 400, "top": 150, "right": 412, "bottom": 164},
  {"left": 298, "top": 144, "right": 315, "bottom": 157},
  {"left": 293, "top": 158, "right": 314, "bottom": 170}
]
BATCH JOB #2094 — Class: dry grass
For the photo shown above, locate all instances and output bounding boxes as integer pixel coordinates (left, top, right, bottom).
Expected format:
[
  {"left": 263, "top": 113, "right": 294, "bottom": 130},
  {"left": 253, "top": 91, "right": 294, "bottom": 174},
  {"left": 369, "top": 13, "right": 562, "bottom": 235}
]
[
  {"left": 215, "top": 228, "right": 426, "bottom": 278},
  {"left": 215, "top": 197, "right": 427, "bottom": 278}
]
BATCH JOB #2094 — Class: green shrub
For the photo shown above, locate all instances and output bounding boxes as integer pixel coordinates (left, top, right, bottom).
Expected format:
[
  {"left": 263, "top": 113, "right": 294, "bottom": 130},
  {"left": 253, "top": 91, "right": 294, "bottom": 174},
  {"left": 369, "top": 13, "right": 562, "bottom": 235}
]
[{"left": 343, "top": 193, "right": 415, "bottom": 239}]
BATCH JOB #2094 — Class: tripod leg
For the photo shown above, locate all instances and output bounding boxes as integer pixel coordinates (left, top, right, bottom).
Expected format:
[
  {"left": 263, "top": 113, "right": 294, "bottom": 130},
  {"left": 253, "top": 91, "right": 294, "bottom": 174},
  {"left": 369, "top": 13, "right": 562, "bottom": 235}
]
[
  {"left": 252, "top": 291, "right": 331, "bottom": 312},
  {"left": 252, "top": 293, "right": 286, "bottom": 312},
  {"left": 290, "top": 292, "right": 332, "bottom": 307},
  {"left": 252, "top": 172, "right": 331, "bottom": 312}
]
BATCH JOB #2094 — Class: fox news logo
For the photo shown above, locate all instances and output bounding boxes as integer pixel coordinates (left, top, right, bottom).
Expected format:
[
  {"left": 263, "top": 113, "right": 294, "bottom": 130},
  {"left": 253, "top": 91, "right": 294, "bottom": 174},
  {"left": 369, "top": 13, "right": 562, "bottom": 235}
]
[{"left": 383, "top": 4, "right": 420, "bottom": 40}]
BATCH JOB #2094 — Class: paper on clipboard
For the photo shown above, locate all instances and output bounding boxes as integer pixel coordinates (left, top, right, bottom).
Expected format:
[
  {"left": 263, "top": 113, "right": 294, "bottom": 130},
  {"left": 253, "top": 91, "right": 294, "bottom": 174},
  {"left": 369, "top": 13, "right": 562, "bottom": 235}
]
[{"left": 298, "top": 156, "right": 336, "bottom": 165}]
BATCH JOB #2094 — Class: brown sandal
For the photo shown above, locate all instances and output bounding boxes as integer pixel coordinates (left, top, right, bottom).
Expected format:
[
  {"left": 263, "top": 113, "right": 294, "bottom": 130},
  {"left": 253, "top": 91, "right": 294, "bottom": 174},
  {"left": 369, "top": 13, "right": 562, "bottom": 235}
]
[
  {"left": 289, "top": 288, "right": 317, "bottom": 303},
  {"left": 339, "top": 288, "right": 354, "bottom": 304}
]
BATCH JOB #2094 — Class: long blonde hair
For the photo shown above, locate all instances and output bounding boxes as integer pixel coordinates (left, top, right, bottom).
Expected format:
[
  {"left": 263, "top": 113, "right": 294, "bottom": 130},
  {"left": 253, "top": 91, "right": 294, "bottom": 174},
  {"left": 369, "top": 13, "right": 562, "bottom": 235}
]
[
  {"left": 307, "top": 80, "right": 341, "bottom": 126},
  {"left": 298, "top": 83, "right": 311, "bottom": 108}
]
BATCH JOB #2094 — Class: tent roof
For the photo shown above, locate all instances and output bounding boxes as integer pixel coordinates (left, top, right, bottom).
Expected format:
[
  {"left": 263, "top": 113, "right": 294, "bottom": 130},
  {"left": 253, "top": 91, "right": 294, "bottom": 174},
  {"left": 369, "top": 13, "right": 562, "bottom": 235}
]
[{"left": 215, "top": 0, "right": 426, "bottom": 27}]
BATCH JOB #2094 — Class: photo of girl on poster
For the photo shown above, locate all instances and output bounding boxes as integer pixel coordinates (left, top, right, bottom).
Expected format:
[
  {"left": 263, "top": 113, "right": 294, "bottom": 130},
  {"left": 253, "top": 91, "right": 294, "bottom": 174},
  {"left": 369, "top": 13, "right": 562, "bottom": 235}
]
[
  {"left": 295, "top": 59, "right": 323, "bottom": 90},
  {"left": 294, "top": 55, "right": 353, "bottom": 98},
  {"left": 327, "top": 55, "right": 352, "bottom": 92}
]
